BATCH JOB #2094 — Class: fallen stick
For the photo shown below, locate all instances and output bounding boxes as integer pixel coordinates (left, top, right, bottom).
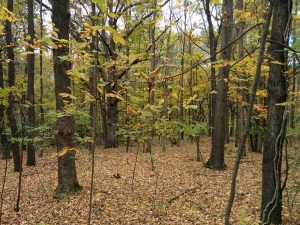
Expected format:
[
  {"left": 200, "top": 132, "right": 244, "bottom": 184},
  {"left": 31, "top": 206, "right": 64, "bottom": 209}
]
[{"left": 167, "top": 185, "right": 202, "bottom": 204}]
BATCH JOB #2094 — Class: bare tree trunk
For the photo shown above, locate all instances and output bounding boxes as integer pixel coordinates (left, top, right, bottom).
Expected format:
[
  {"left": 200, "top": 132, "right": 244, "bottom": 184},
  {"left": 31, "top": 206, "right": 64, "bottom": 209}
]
[
  {"left": 236, "top": 0, "right": 246, "bottom": 156},
  {"left": 52, "top": 0, "right": 81, "bottom": 193},
  {"left": 89, "top": 2, "right": 97, "bottom": 152},
  {"left": 206, "top": 0, "right": 233, "bottom": 169},
  {"left": 0, "top": 50, "right": 9, "bottom": 160},
  {"left": 39, "top": 0, "right": 45, "bottom": 126},
  {"left": 177, "top": 0, "right": 188, "bottom": 146},
  {"left": 202, "top": 0, "right": 220, "bottom": 140},
  {"left": 26, "top": 0, "right": 36, "bottom": 166},
  {"left": 6, "top": 0, "right": 21, "bottom": 172},
  {"left": 261, "top": 1, "right": 291, "bottom": 223}
]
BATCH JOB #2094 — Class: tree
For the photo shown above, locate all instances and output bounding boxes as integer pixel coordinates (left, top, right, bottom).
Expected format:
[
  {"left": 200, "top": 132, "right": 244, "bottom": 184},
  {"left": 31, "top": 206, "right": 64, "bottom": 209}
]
[
  {"left": 261, "top": 0, "right": 292, "bottom": 224},
  {"left": 0, "top": 48, "right": 9, "bottom": 160},
  {"left": 51, "top": 0, "right": 81, "bottom": 193},
  {"left": 6, "top": 0, "right": 21, "bottom": 172},
  {"left": 26, "top": 0, "right": 36, "bottom": 166},
  {"left": 206, "top": 0, "right": 233, "bottom": 169},
  {"left": 201, "top": 0, "right": 221, "bottom": 139}
]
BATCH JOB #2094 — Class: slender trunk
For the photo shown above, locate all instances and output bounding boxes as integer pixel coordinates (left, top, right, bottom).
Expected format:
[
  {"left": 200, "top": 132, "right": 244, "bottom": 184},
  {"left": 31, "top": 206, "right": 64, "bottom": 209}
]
[
  {"left": 177, "top": 0, "right": 187, "bottom": 146},
  {"left": 0, "top": 50, "right": 9, "bottom": 159},
  {"left": 6, "top": 0, "right": 21, "bottom": 172},
  {"left": 26, "top": 0, "right": 36, "bottom": 166},
  {"left": 225, "top": 4, "right": 273, "bottom": 224},
  {"left": 146, "top": 0, "right": 157, "bottom": 154},
  {"left": 39, "top": 0, "right": 45, "bottom": 126},
  {"left": 89, "top": 3, "right": 97, "bottom": 152},
  {"left": 236, "top": 0, "right": 246, "bottom": 156},
  {"left": 161, "top": 6, "right": 172, "bottom": 152}
]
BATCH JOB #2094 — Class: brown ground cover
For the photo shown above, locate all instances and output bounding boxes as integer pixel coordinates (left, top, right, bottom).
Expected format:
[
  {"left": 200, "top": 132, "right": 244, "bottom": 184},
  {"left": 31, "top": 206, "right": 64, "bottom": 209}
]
[{"left": 0, "top": 137, "right": 299, "bottom": 224}]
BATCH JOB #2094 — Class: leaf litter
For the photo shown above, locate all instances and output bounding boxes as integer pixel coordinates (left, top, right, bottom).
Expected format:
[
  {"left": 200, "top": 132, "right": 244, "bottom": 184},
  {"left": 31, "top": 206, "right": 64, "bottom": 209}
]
[{"left": 0, "top": 137, "right": 299, "bottom": 224}]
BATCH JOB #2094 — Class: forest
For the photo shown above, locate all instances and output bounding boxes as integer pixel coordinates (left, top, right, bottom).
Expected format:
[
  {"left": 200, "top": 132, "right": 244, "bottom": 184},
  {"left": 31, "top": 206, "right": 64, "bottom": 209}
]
[{"left": 0, "top": 0, "right": 299, "bottom": 224}]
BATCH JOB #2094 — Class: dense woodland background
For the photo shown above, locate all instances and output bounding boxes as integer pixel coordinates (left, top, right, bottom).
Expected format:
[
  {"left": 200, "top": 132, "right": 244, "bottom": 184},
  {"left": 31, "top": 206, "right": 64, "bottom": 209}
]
[{"left": 0, "top": 0, "right": 299, "bottom": 224}]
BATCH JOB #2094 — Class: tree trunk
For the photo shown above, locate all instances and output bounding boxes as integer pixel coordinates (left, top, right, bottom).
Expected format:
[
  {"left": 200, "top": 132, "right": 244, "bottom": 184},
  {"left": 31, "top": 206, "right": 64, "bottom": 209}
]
[
  {"left": 202, "top": 0, "right": 220, "bottom": 139},
  {"left": 261, "top": 1, "right": 291, "bottom": 224},
  {"left": 26, "top": 0, "right": 36, "bottom": 166},
  {"left": 236, "top": 0, "right": 245, "bottom": 156},
  {"left": 145, "top": 0, "right": 158, "bottom": 154},
  {"left": 177, "top": 0, "right": 188, "bottom": 147},
  {"left": 206, "top": 0, "right": 233, "bottom": 169},
  {"left": 39, "top": 0, "right": 45, "bottom": 126},
  {"left": 89, "top": 2, "right": 97, "bottom": 152},
  {"left": 104, "top": 4, "right": 119, "bottom": 148},
  {"left": 51, "top": 0, "right": 81, "bottom": 193},
  {"left": 6, "top": 0, "right": 21, "bottom": 172},
  {"left": 105, "top": 88, "right": 119, "bottom": 148},
  {"left": 0, "top": 51, "right": 9, "bottom": 160}
]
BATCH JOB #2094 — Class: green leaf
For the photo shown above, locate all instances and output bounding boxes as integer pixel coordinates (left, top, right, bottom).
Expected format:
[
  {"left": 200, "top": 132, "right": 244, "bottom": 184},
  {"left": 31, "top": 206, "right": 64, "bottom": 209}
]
[
  {"left": 141, "top": 111, "right": 153, "bottom": 117},
  {"left": 92, "top": 0, "right": 107, "bottom": 12}
]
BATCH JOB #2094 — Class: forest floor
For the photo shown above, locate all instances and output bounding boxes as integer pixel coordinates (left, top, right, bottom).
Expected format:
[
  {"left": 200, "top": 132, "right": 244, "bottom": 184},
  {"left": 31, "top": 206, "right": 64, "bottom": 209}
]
[{"left": 0, "top": 137, "right": 300, "bottom": 225}]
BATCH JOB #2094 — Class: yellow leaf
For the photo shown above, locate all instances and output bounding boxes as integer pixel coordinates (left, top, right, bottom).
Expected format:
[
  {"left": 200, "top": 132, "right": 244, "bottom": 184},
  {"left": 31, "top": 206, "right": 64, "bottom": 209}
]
[
  {"left": 113, "top": 34, "right": 126, "bottom": 45},
  {"left": 106, "top": 92, "right": 124, "bottom": 101},
  {"left": 51, "top": 30, "right": 58, "bottom": 38},
  {"left": 55, "top": 147, "right": 79, "bottom": 157}
]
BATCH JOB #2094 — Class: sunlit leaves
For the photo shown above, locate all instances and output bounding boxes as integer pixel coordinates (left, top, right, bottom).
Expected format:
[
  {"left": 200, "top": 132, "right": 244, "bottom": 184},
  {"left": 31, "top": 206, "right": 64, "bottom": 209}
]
[
  {"left": 81, "top": 23, "right": 126, "bottom": 45},
  {"left": 106, "top": 92, "right": 124, "bottom": 101},
  {"left": 0, "top": 5, "right": 17, "bottom": 34},
  {"left": 55, "top": 147, "right": 80, "bottom": 157}
]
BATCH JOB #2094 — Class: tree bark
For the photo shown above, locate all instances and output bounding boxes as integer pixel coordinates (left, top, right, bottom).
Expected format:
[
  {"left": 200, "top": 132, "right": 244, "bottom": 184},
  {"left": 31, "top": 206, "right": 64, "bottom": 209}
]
[
  {"left": 202, "top": 0, "right": 220, "bottom": 139},
  {"left": 0, "top": 50, "right": 9, "bottom": 160},
  {"left": 51, "top": 0, "right": 81, "bottom": 193},
  {"left": 261, "top": 1, "right": 291, "bottom": 224},
  {"left": 26, "top": 0, "right": 36, "bottom": 166},
  {"left": 104, "top": 3, "right": 119, "bottom": 148},
  {"left": 206, "top": 0, "right": 233, "bottom": 169},
  {"left": 39, "top": 0, "right": 45, "bottom": 126},
  {"left": 6, "top": 0, "right": 21, "bottom": 172}
]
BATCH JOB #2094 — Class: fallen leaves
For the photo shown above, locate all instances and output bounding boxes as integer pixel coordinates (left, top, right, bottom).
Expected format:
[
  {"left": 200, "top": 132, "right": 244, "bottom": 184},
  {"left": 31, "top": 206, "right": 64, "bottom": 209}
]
[{"left": 0, "top": 138, "right": 299, "bottom": 224}]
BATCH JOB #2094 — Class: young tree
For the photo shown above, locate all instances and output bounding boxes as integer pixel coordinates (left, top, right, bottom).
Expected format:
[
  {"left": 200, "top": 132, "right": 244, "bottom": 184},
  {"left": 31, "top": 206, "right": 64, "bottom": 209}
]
[
  {"left": 261, "top": 0, "right": 292, "bottom": 224},
  {"left": 6, "top": 0, "right": 21, "bottom": 172},
  {"left": 206, "top": 0, "right": 233, "bottom": 169},
  {"left": 26, "top": 0, "right": 36, "bottom": 166},
  {"left": 51, "top": 0, "right": 81, "bottom": 193}
]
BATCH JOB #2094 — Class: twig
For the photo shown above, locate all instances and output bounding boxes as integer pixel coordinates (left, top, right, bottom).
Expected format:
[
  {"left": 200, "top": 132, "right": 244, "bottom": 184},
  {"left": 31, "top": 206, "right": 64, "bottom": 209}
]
[{"left": 167, "top": 185, "right": 201, "bottom": 204}]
